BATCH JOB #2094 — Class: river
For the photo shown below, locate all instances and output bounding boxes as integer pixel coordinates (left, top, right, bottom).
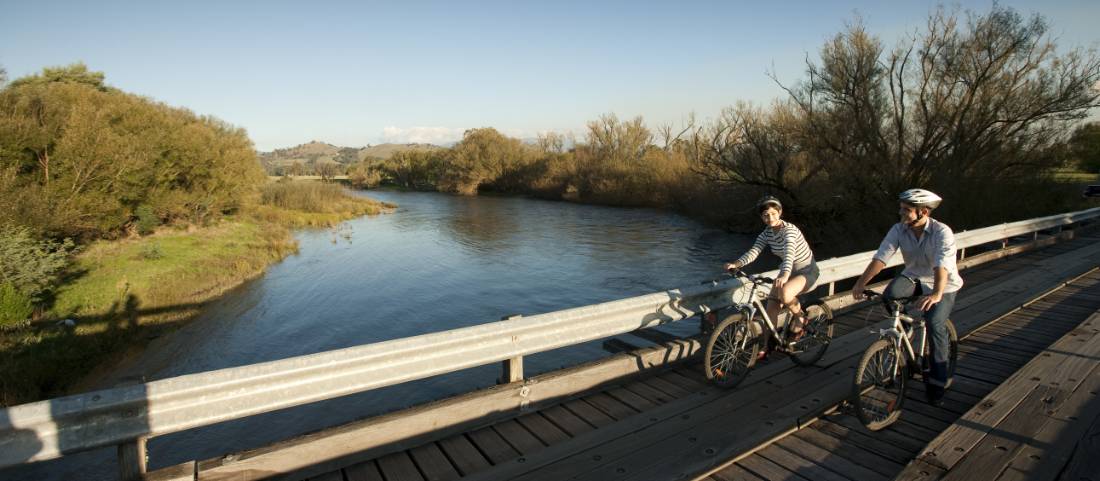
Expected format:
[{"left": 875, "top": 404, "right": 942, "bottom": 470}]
[{"left": 6, "top": 189, "right": 761, "bottom": 480}]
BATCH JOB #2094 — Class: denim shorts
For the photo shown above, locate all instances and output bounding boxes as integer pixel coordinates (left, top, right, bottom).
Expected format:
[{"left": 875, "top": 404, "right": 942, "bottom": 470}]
[{"left": 791, "top": 262, "right": 820, "bottom": 294}]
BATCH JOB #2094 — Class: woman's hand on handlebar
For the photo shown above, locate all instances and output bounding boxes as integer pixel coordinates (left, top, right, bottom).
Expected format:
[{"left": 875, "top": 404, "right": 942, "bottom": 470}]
[{"left": 724, "top": 262, "right": 741, "bottom": 273}]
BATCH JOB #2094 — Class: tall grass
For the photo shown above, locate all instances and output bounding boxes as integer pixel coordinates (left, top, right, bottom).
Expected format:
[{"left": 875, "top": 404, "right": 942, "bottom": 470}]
[{"left": 253, "top": 180, "right": 394, "bottom": 228}]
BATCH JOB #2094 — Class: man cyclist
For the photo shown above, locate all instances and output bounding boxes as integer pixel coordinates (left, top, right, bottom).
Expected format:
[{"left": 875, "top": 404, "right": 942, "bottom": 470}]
[{"left": 852, "top": 189, "right": 963, "bottom": 406}]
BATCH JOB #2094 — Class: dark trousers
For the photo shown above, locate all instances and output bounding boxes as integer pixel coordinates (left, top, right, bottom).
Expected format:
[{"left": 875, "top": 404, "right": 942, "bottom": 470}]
[{"left": 883, "top": 276, "right": 957, "bottom": 396}]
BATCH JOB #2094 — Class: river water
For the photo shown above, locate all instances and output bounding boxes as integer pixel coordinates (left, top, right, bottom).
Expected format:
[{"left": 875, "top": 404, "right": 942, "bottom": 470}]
[{"left": 6, "top": 190, "right": 760, "bottom": 480}]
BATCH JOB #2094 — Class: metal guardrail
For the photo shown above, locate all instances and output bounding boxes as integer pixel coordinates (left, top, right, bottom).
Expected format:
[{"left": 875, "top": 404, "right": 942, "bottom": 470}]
[{"left": 2, "top": 206, "right": 1099, "bottom": 474}]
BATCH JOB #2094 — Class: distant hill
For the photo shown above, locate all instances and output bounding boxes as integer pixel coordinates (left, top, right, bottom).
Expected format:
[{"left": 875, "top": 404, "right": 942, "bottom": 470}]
[{"left": 259, "top": 141, "right": 442, "bottom": 174}]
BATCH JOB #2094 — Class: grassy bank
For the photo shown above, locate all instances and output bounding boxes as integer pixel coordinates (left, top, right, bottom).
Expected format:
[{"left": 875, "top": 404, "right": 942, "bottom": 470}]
[
  {"left": 251, "top": 180, "right": 394, "bottom": 228},
  {"left": 0, "top": 184, "right": 391, "bottom": 406}
]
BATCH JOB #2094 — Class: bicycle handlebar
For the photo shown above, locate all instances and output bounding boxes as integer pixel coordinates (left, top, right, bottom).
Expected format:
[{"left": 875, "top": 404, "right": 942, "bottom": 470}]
[{"left": 727, "top": 268, "right": 774, "bottom": 285}]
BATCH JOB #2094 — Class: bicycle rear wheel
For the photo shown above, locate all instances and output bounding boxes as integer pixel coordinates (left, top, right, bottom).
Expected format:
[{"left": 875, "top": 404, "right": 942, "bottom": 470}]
[
  {"left": 704, "top": 312, "right": 761, "bottom": 389},
  {"left": 853, "top": 338, "right": 908, "bottom": 431},
  {"left": 789, "top": 300, "right": 834, "bottom": 366}
]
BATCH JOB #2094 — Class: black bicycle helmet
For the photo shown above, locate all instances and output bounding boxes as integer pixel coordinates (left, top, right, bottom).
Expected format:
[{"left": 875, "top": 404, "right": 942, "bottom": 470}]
[{"left": 756, "top": 195, "right": 782, "bottom": 212}]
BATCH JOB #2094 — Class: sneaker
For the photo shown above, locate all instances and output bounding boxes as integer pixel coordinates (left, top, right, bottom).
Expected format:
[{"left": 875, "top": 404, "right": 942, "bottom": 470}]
[
  {"left": 925, "top": 386, "right": 945, "bottom": 407},
  {"left": 756, "top": 350, "right": 768, "bottom": 362}
]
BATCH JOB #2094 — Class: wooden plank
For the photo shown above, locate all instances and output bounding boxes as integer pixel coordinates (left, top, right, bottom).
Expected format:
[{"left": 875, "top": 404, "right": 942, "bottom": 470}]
[
  {"left": 995, "top": 368, "right": 1100, "bottom": 481},
  {"left": 579, "top": 366, "right": 854, "bottom": 480},
  {"left": 623, "top": 379, "right": 675, "bottom": 404},
  {"left": 467, "top": 427, "right": 520, "bottom": 465},
  {"left": 974, "top": 324, "right": 1064, "bottom": 345},
  {"left": 976, "top": 321, "right": 1068, "bottom": 340},
  {"left": 711, "top": 462, "right": 766, "bottom": 481},
  {"left": 780, "top": 430, "right": 895, "bottom": 479},
  {"left": 377, "top": 452, "right": 424, "bottom": 481},
  {"left": 756, "top": 444, "right": 854, "bottom": 481},
  {"left": 561, "top": 398, "right": 615, "bottom": 428},
  {"left": 956, "top": 343, "right": 1037, "bottom": 366},
  {"left": 437, "top": 435, "right": 490, "bottom": 476},
  {"left": 585, "top": 392, "right": 640, "bottom": 420},
  {"left": 492, "top": 420, "right": 545, "bottom": 455},
  {"left": 465, "top": 348, "right": 850, "bottom": 481},
  {"left": 145, "top": 461, "right": 196, "bottom": 481},
  {"left": 1054, "top": 393, "right": 1100, "bottom": 481},
  {"left": 737, "top": 455, "right": 811, "bottom": 481},
  {"left": 345, "top": 460, "right": 384, "bottom": 481},
  {"left": 938, "top": 385, "right": 1068, "bottom": 481},
  {"left": 515, "top": 413, "right": 570, "bottom": 446},
  {"left": 409, "top": 442, "right": 460, "bottom": 481},
  {"left": 811, "top": 418, "right": 918, "bottom": 464},
  {"left": 645, "top": 374, "right": 693, "bottom": 397},
  {"left": 659, "top": 368, "right": 708, "bottom": 392},
  {"left": 606, "top": 386, "right": 657, "bottom": 412},
  {"left": 895, "top": 311, "right": 1100, "bottom": 479},
  {"left": 539, "top": 404, "right": 595, "bottom": 437},
  {"left": 957, "top": 353, "right": 1023, "bottom": 378},
  {"left": 778, "top": 431, "right": 888, "bottom": 479}
]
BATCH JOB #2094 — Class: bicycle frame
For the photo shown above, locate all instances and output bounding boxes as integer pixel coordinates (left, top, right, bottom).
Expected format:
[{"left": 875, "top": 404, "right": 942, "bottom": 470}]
[
  {"left": 876, "top": 300, "right": 927, "bottom": 377},
  {"left": 731, "top": 273, "right": 790, "bottom": 345}
]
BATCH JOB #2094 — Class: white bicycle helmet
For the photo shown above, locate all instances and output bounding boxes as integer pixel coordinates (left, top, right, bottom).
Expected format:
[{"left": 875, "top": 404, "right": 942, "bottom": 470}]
[{"left": 898, "top": 188, "right": 942, "bottom": 209}]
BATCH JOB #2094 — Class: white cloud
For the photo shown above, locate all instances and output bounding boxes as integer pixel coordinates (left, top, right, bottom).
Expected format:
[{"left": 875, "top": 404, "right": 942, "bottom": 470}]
[{"left": 381, "top": 126, "right": 467, "bottom": 145}]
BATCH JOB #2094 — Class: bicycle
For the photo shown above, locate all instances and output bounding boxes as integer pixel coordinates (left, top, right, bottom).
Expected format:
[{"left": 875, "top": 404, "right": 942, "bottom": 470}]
[
  {"left": 703, "top": 269, "right": 834, "bottom": 388},
  {"left": 851, "top": 289, "right": 958, "bottom": 431}
]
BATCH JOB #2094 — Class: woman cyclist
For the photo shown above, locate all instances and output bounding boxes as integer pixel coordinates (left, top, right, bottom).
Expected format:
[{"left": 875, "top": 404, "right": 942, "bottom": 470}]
[{"left": 724, "top": 195, "right": 820, "bottom": 342}]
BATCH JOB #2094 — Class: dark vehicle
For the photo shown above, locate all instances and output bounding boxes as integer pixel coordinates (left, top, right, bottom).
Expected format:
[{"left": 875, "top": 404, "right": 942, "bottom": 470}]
[{"left": 1085, "top": 185, "right": 1100, "bottom": 198}]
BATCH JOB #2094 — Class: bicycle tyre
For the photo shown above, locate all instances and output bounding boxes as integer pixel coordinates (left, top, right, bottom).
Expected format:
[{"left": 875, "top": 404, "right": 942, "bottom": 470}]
[
  {"left": 853, "top": 338, "right": 908, "bottom": 431},
  {"left": 704, "top": 311, "right": 761, "bottom": 389},
  {"left": 789, "top": 300, "right": 834, "bottom": 366}
]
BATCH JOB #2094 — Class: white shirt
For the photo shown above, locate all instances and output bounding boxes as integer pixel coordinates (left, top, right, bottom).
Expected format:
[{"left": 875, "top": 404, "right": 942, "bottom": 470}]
[{"left": 872, "top": 218, "right": 964, "bottom": 293}]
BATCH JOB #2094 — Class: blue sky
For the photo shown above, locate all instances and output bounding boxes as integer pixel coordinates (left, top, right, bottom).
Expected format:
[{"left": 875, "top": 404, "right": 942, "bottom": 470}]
[{"left": 2, "top": 1, "right": 1098, "bottom": 151}]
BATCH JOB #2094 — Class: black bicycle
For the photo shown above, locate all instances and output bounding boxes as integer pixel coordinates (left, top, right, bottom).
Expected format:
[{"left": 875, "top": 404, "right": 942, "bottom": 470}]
[{"left": 702, "top": 270, "right": 834, "bottom": 388}]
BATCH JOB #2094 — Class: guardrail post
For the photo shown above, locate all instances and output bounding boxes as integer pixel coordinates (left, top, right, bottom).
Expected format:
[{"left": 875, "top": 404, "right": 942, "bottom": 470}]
[
  {"left": 118, "top": 436, "right": 147, "bottom": 481},
  {"left": 501, "top": 356, "right": 523, "bottom": 384},
  {"left": 500, "top": 315, "right": 524, "bottom": 384},
  {"left": 827, "top": 282, "right": 835, "bottom": 296},
  {"left": 959, "top": 247, "right": 966, "bottom": 260}
]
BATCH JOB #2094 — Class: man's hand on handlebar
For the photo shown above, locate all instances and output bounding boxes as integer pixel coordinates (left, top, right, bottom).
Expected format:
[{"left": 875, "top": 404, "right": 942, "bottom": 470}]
[{"left": 852, "top": 280, "right": 867, "bottom": 301}]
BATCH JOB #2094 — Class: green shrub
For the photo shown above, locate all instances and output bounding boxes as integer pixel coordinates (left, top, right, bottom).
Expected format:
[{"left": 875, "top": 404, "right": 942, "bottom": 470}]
[
  {"left": 0, "top": 282, "right": 33, "bottom": 328},
  {"left": 138, "top": 242, "right": 163, "bottom": 260},
  {"left": 135, "top": 204, "right": 159, "bottom": 235},
  {"left": 0, "top": 224, "right": 75, "bottom": 304}
]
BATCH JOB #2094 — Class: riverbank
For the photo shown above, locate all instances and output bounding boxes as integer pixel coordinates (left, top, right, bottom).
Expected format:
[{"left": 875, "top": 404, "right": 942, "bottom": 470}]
[{"left": 0, "top": 192, "right": 393, "bottom": 406}]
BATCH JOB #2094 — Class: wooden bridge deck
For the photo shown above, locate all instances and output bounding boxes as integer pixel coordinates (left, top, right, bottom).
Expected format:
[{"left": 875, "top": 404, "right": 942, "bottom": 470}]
[{"left": 187, "top": 234, "right": 1100, "bottom": 481}]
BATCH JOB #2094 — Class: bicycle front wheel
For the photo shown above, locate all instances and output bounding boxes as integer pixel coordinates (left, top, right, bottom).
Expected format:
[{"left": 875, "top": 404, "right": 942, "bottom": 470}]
[
  {"left": 790, "top": 300, "right": 834, "bottom": 366},
  {"left": 704, "top": 312, "right": 761, "bottom": 389},
  {"left": 853, "top": 338, "right": 908, "bottom": 431}
]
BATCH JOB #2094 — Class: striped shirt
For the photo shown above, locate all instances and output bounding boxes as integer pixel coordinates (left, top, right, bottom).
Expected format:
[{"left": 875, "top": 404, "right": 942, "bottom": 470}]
[{"left": 735, "top": 222, "right": 814, "bottom": 276}]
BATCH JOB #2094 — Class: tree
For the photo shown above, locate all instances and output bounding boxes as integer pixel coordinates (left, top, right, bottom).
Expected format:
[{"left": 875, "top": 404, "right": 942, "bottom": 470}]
[
  {"left": 0, "top": 65, "right": 266, "bottom": 239},
  {"left": 441, "top": 128, "right": 528, "bottom": 194},
  {"left": 1068, "top": 122, "right": 1100, "bottom": 173},
  {"left": 9, "top": 63, "right": 108, "bottom": 91},
  {"left": 316, "top": 161, "right": 341, "bottom": 181},
  {"left": 698, "top": 6, "right": 1100, "bottom": 223}
]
